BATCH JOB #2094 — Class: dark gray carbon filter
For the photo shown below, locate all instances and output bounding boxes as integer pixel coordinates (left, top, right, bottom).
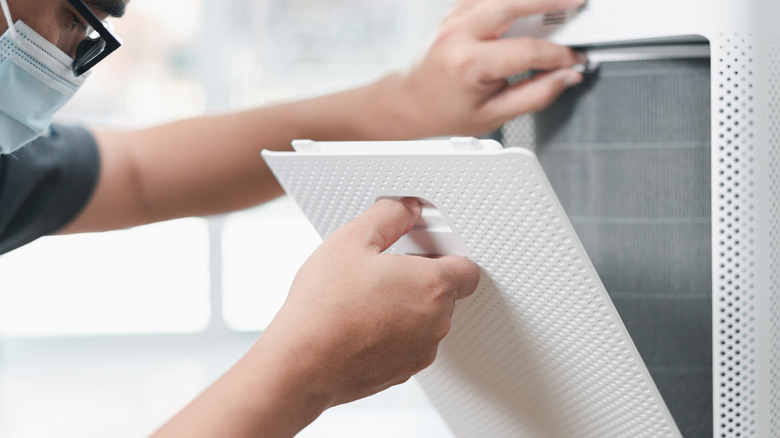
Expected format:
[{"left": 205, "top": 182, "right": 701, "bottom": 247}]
[{"left": 502, "top": 58, "right": 712, "bottom": 438}]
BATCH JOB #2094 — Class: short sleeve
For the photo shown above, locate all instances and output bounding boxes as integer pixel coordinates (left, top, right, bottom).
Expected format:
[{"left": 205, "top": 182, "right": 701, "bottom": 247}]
[{"left": 0, "top": 124, "right": 100, "bottom": 255}]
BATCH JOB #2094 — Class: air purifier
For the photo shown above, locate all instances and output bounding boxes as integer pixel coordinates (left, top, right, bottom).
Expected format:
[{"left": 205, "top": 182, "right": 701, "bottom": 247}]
[{"left": 503, "top": 1, "right": 780, "bottom": 436}]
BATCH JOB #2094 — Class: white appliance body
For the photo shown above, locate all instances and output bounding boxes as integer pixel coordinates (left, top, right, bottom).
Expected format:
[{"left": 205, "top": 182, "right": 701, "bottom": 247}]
[{"left": 508, "top": 1, "right": 780, "bottom": 436}]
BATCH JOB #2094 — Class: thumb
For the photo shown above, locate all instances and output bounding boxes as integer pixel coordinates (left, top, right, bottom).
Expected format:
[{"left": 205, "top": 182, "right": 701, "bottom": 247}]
[
  {"left": 433, "top": 255, "right": 481, "bottom": 301},
  {"left": 335, "top": 198, "right": 422, "bottom": 254}
]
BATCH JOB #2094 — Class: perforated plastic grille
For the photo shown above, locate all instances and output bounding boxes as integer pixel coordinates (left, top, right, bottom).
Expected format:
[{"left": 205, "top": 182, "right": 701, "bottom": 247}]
[
  {"left": 265, "top": 150, "right": 680, "bottom": 437},
  {"left": 712, "top": 34, "right": 759, "bottom": 438},
  {"left": 768, "top": 35, "right": 780, "bottom": 437}
]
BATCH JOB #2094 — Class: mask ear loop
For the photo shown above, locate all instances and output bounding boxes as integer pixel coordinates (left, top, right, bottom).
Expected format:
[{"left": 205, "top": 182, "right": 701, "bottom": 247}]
[{"left": 0, "top": 0, "right": 18, "bottom": 39}]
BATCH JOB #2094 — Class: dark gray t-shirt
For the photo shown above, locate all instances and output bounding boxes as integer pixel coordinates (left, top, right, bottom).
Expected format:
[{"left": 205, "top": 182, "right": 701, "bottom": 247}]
[{"left": 0, "top": 124, "right": 99, "bottom": 255}]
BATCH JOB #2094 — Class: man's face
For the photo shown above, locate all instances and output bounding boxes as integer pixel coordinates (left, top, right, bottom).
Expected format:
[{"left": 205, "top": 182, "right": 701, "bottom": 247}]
[{"left": 0, "top": 0, "right": 127, "bottom": 58}]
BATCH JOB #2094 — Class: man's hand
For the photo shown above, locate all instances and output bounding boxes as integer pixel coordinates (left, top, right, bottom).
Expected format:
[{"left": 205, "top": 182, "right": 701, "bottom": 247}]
[
  {"left": 263, "top": 198, "right": 480, "bottom": 407},
  {"left": 151, "top": 199, "right": 480, "bottom": 438},
  {"left": 390, "top": 0, "right": 586, "bottom": 136}
]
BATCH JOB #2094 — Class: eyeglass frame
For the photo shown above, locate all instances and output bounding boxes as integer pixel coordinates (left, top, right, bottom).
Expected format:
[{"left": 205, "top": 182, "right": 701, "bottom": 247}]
[{"left": 66, "top": 0, "right": 122, "bottom": 76}]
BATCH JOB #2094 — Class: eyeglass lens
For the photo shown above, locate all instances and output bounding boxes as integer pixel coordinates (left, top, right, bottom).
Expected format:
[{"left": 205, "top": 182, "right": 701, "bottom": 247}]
[{"left": 74, "top": 37, "right": 107, "bottom": 70}]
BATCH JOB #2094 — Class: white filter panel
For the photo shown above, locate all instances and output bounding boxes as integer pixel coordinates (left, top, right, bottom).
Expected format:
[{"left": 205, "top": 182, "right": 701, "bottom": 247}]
[{"left": 263, "top": 140, "right": 681, "bottom": 438}]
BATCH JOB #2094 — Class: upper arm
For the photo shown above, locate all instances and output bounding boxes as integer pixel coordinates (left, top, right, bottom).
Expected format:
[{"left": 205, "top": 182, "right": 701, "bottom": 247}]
[
  {"left": 0, "top": 125, "right": 101, "bottom": 254},
  {"left": 58, "top": 128, "right": 152, "bottom": 234}
]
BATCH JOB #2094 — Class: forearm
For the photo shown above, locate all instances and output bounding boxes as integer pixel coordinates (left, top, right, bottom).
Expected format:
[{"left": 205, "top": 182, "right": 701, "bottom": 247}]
[
  {"left": 151, "top": 332, "right": 332, "bottom": 438},
  {"left": 266, "top": 72, "right": 427, "bottom": 142},
  {"left": 62, "top": 73, "right": 418, "bottom": 233}
]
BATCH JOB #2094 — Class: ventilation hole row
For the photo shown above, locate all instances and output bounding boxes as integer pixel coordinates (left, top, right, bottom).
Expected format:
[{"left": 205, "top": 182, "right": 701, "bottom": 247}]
[{"left": 714, "top": 34, "right": 758, "bottom": 438}]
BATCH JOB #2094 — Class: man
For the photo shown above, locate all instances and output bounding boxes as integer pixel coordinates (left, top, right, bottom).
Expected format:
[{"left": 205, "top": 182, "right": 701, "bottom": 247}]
[{"left": 0, "top": 0, "right": 585, "bottom": 436}]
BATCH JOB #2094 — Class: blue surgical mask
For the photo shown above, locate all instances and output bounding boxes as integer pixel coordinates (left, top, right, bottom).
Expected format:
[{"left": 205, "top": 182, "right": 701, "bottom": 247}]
[{"left": 0, "top": 0, "right": 89, "bottom": 155}]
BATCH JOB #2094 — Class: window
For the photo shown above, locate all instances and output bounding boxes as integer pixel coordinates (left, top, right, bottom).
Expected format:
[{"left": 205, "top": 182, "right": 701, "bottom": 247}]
[{"left": 0, "top": 219, "right": 211, "bottom": 336}]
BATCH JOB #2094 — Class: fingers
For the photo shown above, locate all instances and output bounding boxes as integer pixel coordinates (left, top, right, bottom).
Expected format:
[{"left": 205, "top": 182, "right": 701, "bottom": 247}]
[
  {"left": 431, "top": 255, "right": 481, "bottom": 301},
  {"left": 335, "top": 198, "right": 422, "bottom": 254},
  {"left": 458, "top": 0, "right": 586, "bottom": 38},
  {"left": 328, "top": 198, "right": 479, "bottom": 303},
  {"left": 483, "top": 67, "right": 582, "bottom": 122},
  {"left": 475, "top": 38, "right": 583, "bottom": 82}
]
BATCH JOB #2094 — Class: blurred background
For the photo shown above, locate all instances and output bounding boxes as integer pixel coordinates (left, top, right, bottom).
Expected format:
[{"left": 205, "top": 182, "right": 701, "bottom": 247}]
[{"left": 0, "top": 0, "right": 456, "bottom": 436}]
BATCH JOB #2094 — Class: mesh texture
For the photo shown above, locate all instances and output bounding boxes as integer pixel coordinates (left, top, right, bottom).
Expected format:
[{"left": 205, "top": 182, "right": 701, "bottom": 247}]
[{"left": 265, "top": 147, "right": 680, "bottom": 437}]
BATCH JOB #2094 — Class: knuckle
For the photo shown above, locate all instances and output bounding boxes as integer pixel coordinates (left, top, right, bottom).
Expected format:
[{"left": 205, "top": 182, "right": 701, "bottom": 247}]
[
  {"left": 433, "top": 318, "right": 453, "bottom": 341},
  {"left": 419, "top": 346, "right": 440, "bottom": 370},
  {"left": 439, "top": 44, "right": 480, "bottom": 78},
  {"left": 396, "top": 374, "right": 413, "bottom": 386},
  {"left": 427, "top": 270, "right": 453, "bottom": 299}
]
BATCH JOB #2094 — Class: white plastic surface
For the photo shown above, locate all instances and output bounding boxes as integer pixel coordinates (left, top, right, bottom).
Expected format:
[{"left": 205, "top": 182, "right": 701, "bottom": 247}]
[
  {"left": 508, "top": 1, "right": 780, "bottom": 436},
  {"left": 583, "top": 44, "right": 709, "bottom": 64},
  {"left": 263, "top": 139, "right": 681, "bottom": 438},
  {"left": 290, "top": 137, "right": 503, "bottom": 155},
  {"left": 505, "top": 0, "right": 755, "bottom": 47}
]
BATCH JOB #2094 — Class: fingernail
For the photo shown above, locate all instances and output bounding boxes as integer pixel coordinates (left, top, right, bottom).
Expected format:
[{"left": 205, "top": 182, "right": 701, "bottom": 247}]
[
  {"left": 571, "top": 58, "right": 600, "bottom": 75},
  {"left": 556, "top": 68, "right": 583, "bottom": 87},
  {"left": 574, "top": 52, "right": 588, "bottom": 64}
]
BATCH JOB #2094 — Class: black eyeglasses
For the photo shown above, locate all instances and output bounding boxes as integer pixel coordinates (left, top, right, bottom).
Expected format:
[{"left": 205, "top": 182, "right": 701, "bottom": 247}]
[{"left": 66, "top": 0, "right": 122, "bottom": 76}]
